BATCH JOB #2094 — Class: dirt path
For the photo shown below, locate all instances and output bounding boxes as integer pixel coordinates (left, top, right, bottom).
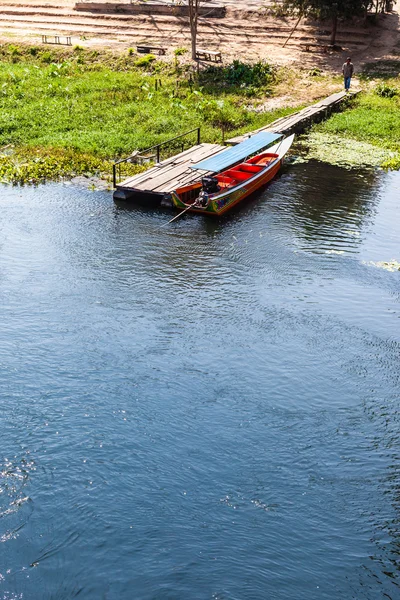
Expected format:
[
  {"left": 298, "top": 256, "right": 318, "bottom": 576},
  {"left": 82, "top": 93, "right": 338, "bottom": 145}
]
[{"left": 0, "top": 1, "right": 399, "bottom": 75}]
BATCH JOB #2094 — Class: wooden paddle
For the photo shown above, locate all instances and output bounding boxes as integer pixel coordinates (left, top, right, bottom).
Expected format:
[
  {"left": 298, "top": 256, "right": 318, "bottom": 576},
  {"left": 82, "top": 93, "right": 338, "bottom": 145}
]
[{"left": 160, "top": 201, "right": 199, "bottom": 227}]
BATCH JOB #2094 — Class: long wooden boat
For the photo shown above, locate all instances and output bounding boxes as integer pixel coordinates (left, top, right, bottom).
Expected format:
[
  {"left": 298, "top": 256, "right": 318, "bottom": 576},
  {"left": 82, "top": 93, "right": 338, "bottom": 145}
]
[{"left": 170, "top": 134, "right": 294, "bottom": 216}]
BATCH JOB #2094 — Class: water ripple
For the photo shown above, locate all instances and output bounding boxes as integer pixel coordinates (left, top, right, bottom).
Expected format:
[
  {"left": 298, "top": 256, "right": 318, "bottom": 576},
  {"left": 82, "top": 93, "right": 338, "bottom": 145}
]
[{"left": 0, "top": 167, "right": 399, "bottom": 599}]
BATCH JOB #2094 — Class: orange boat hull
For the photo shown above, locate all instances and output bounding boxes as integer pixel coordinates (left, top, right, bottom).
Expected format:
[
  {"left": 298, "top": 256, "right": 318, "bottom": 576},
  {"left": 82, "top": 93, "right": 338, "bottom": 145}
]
[{"left": 171, "top": 157, "right": 282, "bottom": 216}]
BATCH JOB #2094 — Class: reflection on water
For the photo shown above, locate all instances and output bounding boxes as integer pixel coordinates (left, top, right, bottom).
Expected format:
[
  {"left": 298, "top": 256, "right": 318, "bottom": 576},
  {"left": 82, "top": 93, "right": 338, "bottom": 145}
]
[
  {"left": 0, "top": 163, "right": 399, "bottom": 600},
  {"left": 283, "top": 161, "right": 379, "bottom": 251}
]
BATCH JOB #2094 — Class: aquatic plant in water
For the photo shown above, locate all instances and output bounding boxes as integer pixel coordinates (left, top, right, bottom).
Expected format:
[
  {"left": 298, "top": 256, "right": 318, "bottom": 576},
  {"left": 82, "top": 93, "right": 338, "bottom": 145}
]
[
  {"left": 298, "top": 132, "right": 400, "bottom": 169},
  {"left": 0, "top": 147, "right": 145, "bottom": 185},
  {"left": 366, "top": 260, "right": 400, "bottom": 272}
]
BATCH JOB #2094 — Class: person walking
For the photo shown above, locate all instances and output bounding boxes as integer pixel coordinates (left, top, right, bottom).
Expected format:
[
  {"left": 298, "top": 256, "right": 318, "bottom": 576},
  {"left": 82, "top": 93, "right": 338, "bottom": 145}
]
[{"left": 342, "top": 57, "right": 354, "bottom": 92}]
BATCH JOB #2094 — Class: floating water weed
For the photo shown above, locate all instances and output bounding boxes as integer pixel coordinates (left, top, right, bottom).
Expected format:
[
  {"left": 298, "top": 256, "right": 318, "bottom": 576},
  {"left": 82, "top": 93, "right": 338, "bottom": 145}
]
[
  {"left": 0, "top": 148, "right": 145, "bottom": 185},
  {"left": 299, "top": 132, "right": 400, "bottom": 169},
  {"left": 366, "top": 260, "right": 400, "bottom": 272}
]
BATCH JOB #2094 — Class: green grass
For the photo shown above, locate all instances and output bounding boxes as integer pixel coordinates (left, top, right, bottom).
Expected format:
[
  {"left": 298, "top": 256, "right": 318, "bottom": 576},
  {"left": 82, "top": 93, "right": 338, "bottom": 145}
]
[
  {"left": 0, "top": 44, "right": 301, "bottom": 183},
  {"left": 4, "top": 43, "right": 398, "bottom": 182},
  {"left": 314, "top": 87, "right": 400, "bottom": 169}
]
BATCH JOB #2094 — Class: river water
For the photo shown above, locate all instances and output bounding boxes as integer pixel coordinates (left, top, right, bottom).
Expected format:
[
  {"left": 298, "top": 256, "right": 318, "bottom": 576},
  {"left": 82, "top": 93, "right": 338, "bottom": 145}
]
[{"left": 0, "top": 161, "right": 399, "bottom": 600}]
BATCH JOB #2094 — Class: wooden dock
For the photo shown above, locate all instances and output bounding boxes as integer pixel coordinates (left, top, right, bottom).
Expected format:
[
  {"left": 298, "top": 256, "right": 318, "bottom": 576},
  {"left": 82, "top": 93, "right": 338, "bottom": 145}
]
[
  {"left": 113, "top": 143, "right": 225, "bottom": 204},
  {"left": 226, "top": 90, "right": 359, "bottom": 145},
  {"left": 113, "top": 90, "right": 359, "bottom": 205}
]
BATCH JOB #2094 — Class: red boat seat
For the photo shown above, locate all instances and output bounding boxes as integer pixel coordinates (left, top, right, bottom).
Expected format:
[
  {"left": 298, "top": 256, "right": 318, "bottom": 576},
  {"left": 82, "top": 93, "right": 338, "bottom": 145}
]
[
  {"left": 248, "top": 152, "right": 279, "bottom": 166},
  {"left": 238, "top": 164, "right": 263, "bottom": 173},
  {"left": 217, "top": 175, "right": 235, "bottom": 184},
  {"left": 223, "top": 169, "right": 252, "bottom": 181},
  {"left": 217, "top": 175, "right": 236, "bottom": 188}
]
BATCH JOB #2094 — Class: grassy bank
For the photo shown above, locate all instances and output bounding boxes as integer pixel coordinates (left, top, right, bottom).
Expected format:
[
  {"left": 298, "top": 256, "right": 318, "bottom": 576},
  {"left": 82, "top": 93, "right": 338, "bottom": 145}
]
[
  {"left": 0, "top": 44, "right": 303, "bottom": 184},
  {"left": 308, "top": 61, "right": 400, "bottom": 169},
  {"left": 2, "top": 44, "right": 399, "bottom": 184}
]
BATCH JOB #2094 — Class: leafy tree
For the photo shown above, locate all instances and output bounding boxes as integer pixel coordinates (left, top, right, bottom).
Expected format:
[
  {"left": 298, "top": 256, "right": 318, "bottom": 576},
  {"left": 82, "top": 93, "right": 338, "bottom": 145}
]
[
  {"left": 283, "top": 0, "right": 369, "bottom": 19},
  {"left": 283, "top": 0, "right": 370, "bottom": 44}
]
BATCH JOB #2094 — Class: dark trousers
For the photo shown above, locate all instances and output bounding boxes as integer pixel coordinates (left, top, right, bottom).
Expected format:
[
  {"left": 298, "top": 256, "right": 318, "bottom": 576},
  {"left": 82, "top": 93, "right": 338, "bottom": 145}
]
[{"left": 344, "top": 76, "right": 351, "bottom": 90}]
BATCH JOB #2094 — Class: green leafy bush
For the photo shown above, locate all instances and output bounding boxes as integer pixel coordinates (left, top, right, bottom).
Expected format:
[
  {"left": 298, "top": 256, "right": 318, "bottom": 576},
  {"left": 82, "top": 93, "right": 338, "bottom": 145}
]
[
  {"left": 135, "top": 54, "right": 156, "bottom": 67},
  {"left": 201, "top": 60, "right": 274, "bottom": 88},
  {"left": 40, "top": 51, "right": 53, "bottom": 64},
  {"left": 375, "top": 83, "right": 398, "bottom": 98},
  {"left": 174, "top": 47, "right": 188, "bottom": 56},
  {"left": 8, "top": 45, "right": 21, "bottom": 56}
]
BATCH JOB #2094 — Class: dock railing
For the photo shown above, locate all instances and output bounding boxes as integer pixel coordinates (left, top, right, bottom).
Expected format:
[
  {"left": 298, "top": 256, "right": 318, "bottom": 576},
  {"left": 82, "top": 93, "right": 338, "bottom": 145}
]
[{"left": 113, "top": 127, "right": 201, "bottom": 188}]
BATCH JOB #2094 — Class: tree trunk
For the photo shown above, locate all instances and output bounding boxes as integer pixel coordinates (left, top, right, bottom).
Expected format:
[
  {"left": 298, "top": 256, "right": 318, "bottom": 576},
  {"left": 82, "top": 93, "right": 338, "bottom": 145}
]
[
  {"left": 330, "top": 7, "right": 338, "bottom": 45},
  {"left": 191, "top": 25, "right": 197, "bottom": 61},
  {"left": 188, "top": 0, "right": 199, "bottom": 61}
]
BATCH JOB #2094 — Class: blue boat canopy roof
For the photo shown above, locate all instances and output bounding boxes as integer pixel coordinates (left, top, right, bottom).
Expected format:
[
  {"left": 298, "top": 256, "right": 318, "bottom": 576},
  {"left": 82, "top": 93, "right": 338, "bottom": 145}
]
[{"left": 191, "top": 131, "right": 283, "bottom": 172}]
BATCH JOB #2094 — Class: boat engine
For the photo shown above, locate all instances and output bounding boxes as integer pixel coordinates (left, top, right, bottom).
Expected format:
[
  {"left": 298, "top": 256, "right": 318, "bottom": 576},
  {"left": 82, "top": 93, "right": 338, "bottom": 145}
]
[
  {"left": 195, "top": 177, "right": 220, "bottom": 208},
  {"left": 202, "top": 176, "right": 220, "bottom": 194},
  {"left": 196, "top": 190, "right": 210, "bottom": 208}
]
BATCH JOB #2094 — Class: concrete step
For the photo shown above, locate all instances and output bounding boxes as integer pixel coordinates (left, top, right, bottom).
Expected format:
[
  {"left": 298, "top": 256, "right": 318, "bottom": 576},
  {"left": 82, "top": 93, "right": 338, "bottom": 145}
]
[
  {"left": 0, "top": 23, "right": 368, "bottom": 51},
  {"left": 74, "top": 1, "right": 226, "bottom": 18},
  {"left": 0, "top": 4, "right": 372, "bottom": 38},
  {"left": 0, "top": 2, "right": 371, "bottom": 52},
  {"left": 0, "top": 13, "right": 370, "bottom": 44}
]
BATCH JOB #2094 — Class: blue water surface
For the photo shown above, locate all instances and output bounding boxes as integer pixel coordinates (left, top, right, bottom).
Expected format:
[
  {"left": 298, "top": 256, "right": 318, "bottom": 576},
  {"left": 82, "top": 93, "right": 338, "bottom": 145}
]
[{"left": 0, "top": 162, "right": 399, "bottom": 600}]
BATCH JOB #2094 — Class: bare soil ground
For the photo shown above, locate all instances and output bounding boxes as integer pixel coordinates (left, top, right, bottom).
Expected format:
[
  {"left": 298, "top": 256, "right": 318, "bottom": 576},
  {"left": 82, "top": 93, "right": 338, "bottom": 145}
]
[{"left": 0, "top": 0, "right": 399, "bottom": 105}]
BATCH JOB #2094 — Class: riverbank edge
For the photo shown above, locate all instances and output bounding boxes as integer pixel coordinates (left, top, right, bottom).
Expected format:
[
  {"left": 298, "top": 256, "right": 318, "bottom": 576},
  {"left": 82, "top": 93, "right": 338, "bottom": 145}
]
[{"left": 1, "top": 43, "right": 399, "bottom": 185}]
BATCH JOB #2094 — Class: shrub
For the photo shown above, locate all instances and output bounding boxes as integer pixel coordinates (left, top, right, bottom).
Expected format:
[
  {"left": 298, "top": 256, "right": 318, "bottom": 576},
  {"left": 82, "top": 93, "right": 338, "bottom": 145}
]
[
  {"left": 40, "top": 51, "right": 53, "bottom": 64},
  {"left": 174, "top": 47, "right": 188, "bottom": 56},
  {"left": 375, "top": 83, "right": 398, "bottom": 98},
  {"left": 8, "top": 45, "right": 21, "bottom": 56},
  {"left": 226, "top": 60, "right": 273, "bottom": 86},
  {"left": 201, "top": 60, "right": 275, "bottom": 88},
  {"left": 135, "top": 54, "right": 156, "bottom": 67},
  {"left": 204, "top": 99, "right": 247, "bottom": 132}
]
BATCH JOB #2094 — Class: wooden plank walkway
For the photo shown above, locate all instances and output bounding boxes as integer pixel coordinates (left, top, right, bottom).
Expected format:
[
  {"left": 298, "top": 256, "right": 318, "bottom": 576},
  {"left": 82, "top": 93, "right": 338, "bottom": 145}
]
[
  {"left": 118, "top": 142, "right": 225, "bottom": 193},
  {"left": 114, "top": 89, "right": 359, "bottom": 202},
  {"left": 225, "top": 90, "right": 359, "bottom": 145}
]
